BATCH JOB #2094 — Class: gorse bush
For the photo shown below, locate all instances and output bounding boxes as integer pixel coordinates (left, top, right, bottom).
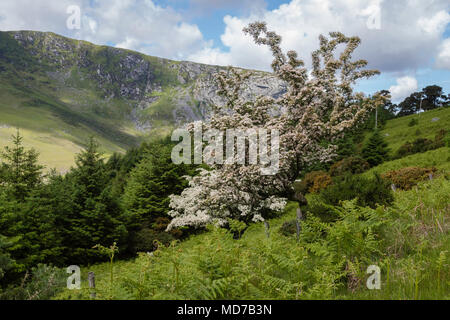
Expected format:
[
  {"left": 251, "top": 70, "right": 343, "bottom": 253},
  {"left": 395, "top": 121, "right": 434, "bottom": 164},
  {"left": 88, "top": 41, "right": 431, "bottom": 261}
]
[
  {"left": 309, "top": 173, "right": 333, "bottom": 194},
  {"left": 395, "top": 138, "right": 435, "bottom": 158},
  {"left": 381, "top": 167, "right": 438, "bottom": 190},
  {"left": 296, "top": 171, "right": 333, "bottom": 195},
  {"left": 319, "top": 174, "right": 394, "bottom": 209},
  {"left": 304, "top": 173, "right": 394, "bottom": 223},
  {"left": 167, "top": 20, "right": 385, "bottom": 230}
]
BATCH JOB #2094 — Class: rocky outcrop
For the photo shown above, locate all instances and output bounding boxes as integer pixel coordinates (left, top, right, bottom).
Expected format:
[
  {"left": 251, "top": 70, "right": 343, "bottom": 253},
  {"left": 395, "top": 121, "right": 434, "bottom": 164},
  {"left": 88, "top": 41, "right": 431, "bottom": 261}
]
[{"left": 8, "top": 30, "right": 286, "bottom": 131}]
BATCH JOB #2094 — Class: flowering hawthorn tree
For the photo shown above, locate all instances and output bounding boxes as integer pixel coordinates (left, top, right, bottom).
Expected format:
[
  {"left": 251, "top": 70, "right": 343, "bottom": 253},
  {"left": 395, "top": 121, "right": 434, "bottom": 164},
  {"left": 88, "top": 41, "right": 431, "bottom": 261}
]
[{"left": 166, "top": 21, "right": 386, "bottom": 231}]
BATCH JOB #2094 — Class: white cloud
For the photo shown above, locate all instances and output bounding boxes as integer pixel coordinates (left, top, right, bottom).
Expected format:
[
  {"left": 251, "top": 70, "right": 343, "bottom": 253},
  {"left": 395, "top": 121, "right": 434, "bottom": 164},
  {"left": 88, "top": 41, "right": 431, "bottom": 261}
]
[
  {"left": 436, "top": 38, "right": 450, "bottom": 70},
  {"left": 389, "top": 76, "right": 418, "bottom": 102},
  {"left": 0, "top": 0, "right": 449, "bottom": 77},
  {"left": 79, "top": 0, "right": 207, "bottom": 59},
  {"left": 0, "top": 0, "right": 76, "bottom": 31},
  {"left": 189, "top": 0, "right": 266, "bottom": 13},
  {"left": 188, "top": 0, "right": 450, "bottom": 73},
  {"left": 418, "top": 10, "right": 450, "bottom": 34},
  {"left": 0, "top": 0, "right": 209, "bottom": 60},
  {"left": 115, "top": 37, "right": 140, "bottom": 51}
]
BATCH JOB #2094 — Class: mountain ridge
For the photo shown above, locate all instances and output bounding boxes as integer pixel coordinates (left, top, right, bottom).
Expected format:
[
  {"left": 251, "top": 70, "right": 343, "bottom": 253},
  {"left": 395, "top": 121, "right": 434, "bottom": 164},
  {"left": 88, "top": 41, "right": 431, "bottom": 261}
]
[{"left": 0, "top": 30, "right": 285, "bottom": 170}]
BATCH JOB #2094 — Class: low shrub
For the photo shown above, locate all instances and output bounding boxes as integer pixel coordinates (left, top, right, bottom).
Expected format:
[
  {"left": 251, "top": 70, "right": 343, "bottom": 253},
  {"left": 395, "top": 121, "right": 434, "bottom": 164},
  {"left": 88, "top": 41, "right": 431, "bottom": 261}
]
[
  {"left": 408, "top": 118, "right": 419, "bottom": 127},
  {"left": 306, "top": 174, "right": 394, "bottom": 221},
  {"left": 279, "top": 219, "right": 298, "bottom": 237},
  {"left": 381, "top": 167, "right": 438, "bottom": 190},
  {"left": 329, "top": 156, "right": 370, "bottom": 177},
  {"left": 0, "top": 264, "right": 66, "bottom": 300},
  {"left": 394, "top": 130, "right": 448, "bottom": 159},
  {"left": 129, "top": 228, "right": 174, "bottom": 253},
  {"left": 322, "top": 174, "right": 394, "bottom": 208},
  {"left": 361, "top": 130, "right": 390, "bottom": 167},
  {"left": 434, "top": 129, "right": 447, "bottom": 148},
  {"left": 296, "top": 171, "right": 333, "bottom": 195},
  {"left": 395, "top": 138, "right": 434, "bottom": 158}
]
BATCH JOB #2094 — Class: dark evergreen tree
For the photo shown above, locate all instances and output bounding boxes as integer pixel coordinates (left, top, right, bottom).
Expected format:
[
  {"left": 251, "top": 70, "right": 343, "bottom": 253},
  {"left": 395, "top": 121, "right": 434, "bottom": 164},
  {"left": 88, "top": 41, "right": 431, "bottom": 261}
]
[
  {"left": 64, "top": 137, "right": 127, "bottom": 264},
  {"left": 0, "top": 234, "right": 15, "bottom": 282},
  {"left": 361, "top": 130, "right": 390, "bottom": 167},
  {"left": 122, "top": 139, "right": 195, "bottom": 230},
  {"left": 0, "top": 131, "right": 49, "bottom": 278},
  {"left": 0, "top": 130, "right": 44, "bottom": 200}
]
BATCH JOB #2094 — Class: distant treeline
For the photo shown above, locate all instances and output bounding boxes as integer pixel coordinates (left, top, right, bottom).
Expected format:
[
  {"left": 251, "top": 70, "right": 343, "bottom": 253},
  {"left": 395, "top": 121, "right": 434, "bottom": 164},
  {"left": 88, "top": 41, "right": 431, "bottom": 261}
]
[{"left": 392, "top": 85, "right": 449, "bottom": 117}]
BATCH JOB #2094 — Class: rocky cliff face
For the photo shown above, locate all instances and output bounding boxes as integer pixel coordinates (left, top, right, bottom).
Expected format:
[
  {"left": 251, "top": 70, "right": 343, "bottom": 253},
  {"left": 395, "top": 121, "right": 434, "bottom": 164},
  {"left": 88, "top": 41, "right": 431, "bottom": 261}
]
[{"left": 9, "top": 31, "right": 286, "bottom": 132}]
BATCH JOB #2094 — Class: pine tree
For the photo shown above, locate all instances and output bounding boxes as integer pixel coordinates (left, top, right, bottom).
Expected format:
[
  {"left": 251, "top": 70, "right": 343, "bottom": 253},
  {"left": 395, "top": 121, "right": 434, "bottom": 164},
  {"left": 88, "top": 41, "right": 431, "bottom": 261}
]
[
  {"left": 0, "top": 130, "right": 44, "bottom": 200},
  {"left": 0, "top": 233, "right": 17, "bottom": 293},
  {"left": 0, "top": 131, "right": 47, "bottom": 277},
  {"left": 361, "top": 130, "right": 390, "bottom": 167},
  {"left": 65, "top": 137, "right": 127, "bottom": 264},
  {"left": 122, "top": 140, "right": 194, "bottom": 230}
]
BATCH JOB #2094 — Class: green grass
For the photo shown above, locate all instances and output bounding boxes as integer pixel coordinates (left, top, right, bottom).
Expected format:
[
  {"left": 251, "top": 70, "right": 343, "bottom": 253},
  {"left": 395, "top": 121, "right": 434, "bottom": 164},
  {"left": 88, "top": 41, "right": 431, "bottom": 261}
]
[
  {"left": 0, "top": 49, "right": 144, "bottom": 171},
  {"left": 0, "top": 30, "right": 191, "bottom": 170},
  {"left": 376, "top": 107, "right": 450, "bottom": 156},
  {"left": 363, "top": 147, "right": 450, "bottom": 176}
]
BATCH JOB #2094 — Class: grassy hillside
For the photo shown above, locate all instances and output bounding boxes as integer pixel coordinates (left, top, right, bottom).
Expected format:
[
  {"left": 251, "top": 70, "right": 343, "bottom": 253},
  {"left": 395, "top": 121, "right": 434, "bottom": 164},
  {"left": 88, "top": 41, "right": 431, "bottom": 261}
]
[
  {"left": 0, "top": 31, "right": 286, "bottom": 172},
  {"left": 0, "top": 32, "right": 147, "bottom": 171},
  {"left": 364, "top": 107, "right": 450, "bottom": 156},
  {"left": 0, "top": 30, "right": 208, "bottom": 171},
  {"left": 0, "top": 81, "right": 139, "bottom": 171}
]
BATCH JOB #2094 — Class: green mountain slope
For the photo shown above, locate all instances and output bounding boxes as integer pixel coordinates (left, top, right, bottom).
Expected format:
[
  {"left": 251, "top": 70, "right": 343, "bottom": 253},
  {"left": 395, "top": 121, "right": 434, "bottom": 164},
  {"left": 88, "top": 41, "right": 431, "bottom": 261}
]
[{"left": 0, "top": 30, "right": 285, "bottom": 171}]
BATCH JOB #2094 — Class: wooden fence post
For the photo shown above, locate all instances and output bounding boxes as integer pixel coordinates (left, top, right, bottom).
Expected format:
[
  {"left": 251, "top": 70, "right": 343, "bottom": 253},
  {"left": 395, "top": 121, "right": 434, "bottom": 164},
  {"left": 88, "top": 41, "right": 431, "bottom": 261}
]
[
  {"left": 296, "top": 207, "right": 303, "bottom": 241},
  {"left": 264, "top": 221, "right": 270, "bottom": 238},
  {"left": 88, "top": 271, "right": 96, "bottom": 299}
]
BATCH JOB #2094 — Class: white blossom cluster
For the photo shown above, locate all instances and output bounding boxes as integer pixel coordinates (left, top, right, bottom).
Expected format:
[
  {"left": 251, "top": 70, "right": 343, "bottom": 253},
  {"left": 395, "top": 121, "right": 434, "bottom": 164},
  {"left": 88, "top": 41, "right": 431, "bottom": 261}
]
[{"left": 167, "top": 21, "right": 386, "bottom": 231}]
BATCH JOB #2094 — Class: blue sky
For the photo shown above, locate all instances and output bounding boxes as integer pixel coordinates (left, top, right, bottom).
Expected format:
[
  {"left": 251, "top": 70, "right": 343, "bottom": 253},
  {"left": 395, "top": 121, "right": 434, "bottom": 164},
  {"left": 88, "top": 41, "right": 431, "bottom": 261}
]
[
  {"left": 0, "top": 0, "right": 449, "bottom": 102},
  {"left": 155, "top": 0, "right": 291, "bottom": 50}
]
